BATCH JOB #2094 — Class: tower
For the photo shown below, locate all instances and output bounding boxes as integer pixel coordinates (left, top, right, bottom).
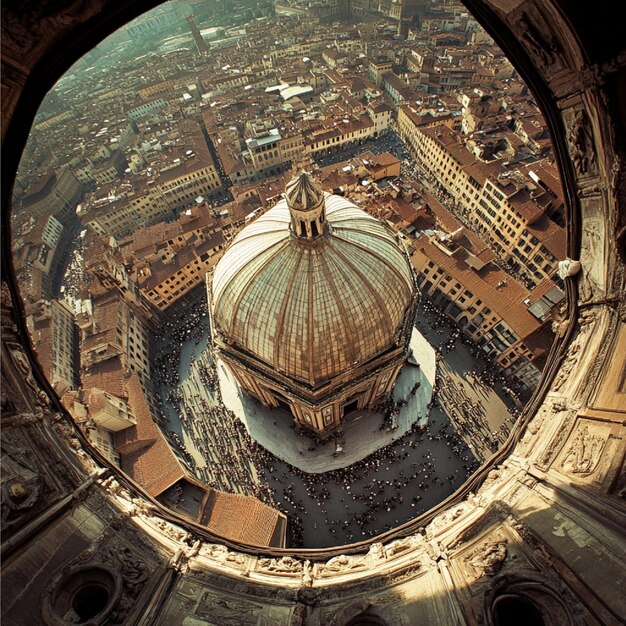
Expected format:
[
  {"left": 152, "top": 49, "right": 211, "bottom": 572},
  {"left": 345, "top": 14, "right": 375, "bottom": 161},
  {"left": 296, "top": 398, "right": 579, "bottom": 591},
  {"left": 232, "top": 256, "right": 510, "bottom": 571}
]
[{"left": 187, "top": 15, "right": 208, "bottom": 55}]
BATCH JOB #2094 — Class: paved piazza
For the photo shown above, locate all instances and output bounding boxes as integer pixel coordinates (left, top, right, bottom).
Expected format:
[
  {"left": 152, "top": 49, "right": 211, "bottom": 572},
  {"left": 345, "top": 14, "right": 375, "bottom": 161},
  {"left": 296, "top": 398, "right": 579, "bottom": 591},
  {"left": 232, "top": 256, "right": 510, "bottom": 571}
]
[
  {"left": 152, "top": 286, "right": 518, "bottom": 548},
  {"left": 217, "top": 327, "right": 436, "bottom": 473}
]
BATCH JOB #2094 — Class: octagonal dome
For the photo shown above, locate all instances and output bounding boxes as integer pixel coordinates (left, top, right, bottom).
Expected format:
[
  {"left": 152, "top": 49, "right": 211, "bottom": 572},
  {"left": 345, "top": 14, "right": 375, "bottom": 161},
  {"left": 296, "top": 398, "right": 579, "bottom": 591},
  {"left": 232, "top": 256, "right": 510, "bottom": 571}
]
[{"left": 211, "top": 184, "right": 415, "bottom": 386}]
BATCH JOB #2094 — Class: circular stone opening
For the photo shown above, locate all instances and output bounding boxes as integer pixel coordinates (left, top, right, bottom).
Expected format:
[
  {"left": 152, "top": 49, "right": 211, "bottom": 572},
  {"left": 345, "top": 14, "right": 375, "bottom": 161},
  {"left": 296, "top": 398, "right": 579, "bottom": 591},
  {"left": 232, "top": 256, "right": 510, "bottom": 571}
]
[
  {"left": 72, "top": 584, "right": 110, "bottom": 622},
  {"left": 45, "top": 566, "right": 120, "bottom": 626},
  {"left": 493, "top": 594, "right": 545, "bottom": 626},
  {"left": 346, "top": 616, "right": 388, "bottom": 626}
]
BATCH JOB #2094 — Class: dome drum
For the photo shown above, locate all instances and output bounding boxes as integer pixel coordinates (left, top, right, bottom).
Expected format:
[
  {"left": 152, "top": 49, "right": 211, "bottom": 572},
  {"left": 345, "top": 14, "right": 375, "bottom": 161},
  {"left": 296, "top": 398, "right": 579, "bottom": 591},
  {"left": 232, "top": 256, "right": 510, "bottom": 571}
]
[
  {"left": 214, "top": 328, "right": 410, "bottom": 433},
  {"left": 209, "top": 172, "right": 418, "bottom": 434}
]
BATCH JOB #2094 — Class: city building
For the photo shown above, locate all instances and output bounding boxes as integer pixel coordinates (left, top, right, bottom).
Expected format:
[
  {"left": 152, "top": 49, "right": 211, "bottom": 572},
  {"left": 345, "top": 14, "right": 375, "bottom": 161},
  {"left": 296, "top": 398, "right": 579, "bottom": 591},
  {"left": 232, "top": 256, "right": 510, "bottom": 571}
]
[
  {"left": 13, "top": 168, "right": 83, "bottom": 224},
  {"left": 398, "top": 108, "right": 565, "bottom": 286},
  {"left": 209, "top": 172, "right": 418, "bottom": 434},
  {"left": 26, "top": 299, "right": 80, "bottom": 397}
]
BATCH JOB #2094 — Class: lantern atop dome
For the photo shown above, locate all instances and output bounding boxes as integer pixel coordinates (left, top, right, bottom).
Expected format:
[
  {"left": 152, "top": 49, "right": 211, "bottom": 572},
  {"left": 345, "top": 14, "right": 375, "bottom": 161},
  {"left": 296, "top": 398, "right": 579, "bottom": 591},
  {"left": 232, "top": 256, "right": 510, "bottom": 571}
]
[{"left": 285, "top": 171, "right": 327, "bottom": 240}]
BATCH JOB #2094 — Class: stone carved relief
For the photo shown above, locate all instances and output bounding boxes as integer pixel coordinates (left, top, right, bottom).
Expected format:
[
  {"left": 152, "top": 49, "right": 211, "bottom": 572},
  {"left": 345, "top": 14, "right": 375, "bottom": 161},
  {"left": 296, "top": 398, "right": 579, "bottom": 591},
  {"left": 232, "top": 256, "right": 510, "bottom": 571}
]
[
  {"left": 9, "top": 346, "right": 49, "bottom": 406},
  {"left": 381, "top": 562, "right": 423, "bottom": 585},
  {"left": 2, "top": 343, "right": 49, "bottom": 422},
  {"left": 152, "top": 516, "right": 191, "bottom": 543},
  {"left": 0, "top": 438, "right": 43, "bottom": 531},
  {"left": 320, "top": 553, "right": 368, "bottom": 577},
  {"left": 47, "top": 538, "right": 150, "bottom": 625},
  {"left": 193, "top": 591, "right": 263, "bottom": 626},
  {"left": 199, "top": 542, "right": 251, "bottom": 574},
  {"left": 518, "top": 400, "right": 570, "bottom": 456},
  {"left": 102, "top": 545, "right": 150, "bottom": 622},
  {"left": 552, "top": 313, "right": 596, "bottom": 392},
  {"left": 386, "top": 534, "right": 420, "bottom": 557},
  {"left": 512, "top": 7, "right": 564, "bottom": 74},
  {"left": 428, "top": 504, "right": 466, "bottom": 537},
  {"left": 200, "top": 543, "right": 229, "bottom": 563},
  {"left": 49, "top": 412, "right": 97, "bottom": 472},
  {"left": 367, "top": 541, "right": 386, "bottom": 561},
  {"left": 579, "top": 215, "right": 604, "bottom": 302},
  {"left": 465, "top": 539, "right": 508, "bottom": 579},
  {"left": 565, "top": 109, "right": 598, "bottom": 178},
  {"left": 537, "top": 410, "right": 578, "bottom": 470},
  {"left": 512, "top": 521, "right": 554, "bottom": 570},
  {"left": 560, "top": 424, "right": 607, "bottom": 475},
  {"left": 99, "top": 476, "right": 162, "bottom": 525},
  {"left": 258, "top": 555, "right": 303, "bottom": 574},
  {"left": 448, "top": 502, "right": 509, "bottom": 552}
]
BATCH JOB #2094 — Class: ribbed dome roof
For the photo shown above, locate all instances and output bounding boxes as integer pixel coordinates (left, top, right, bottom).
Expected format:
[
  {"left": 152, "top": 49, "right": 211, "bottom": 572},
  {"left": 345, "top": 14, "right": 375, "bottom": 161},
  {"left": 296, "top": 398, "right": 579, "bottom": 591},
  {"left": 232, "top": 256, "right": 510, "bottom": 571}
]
[{"left": 211, "top": 192, "right": 414, "bottom": 386}]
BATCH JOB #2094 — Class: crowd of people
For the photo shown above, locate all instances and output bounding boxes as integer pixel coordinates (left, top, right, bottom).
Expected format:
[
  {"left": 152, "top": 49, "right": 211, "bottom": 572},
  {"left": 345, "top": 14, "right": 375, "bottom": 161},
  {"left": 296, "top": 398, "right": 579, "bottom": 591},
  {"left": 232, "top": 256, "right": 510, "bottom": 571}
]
[{"left": 147, "top": 288, "right": 522, "bottom": 547}]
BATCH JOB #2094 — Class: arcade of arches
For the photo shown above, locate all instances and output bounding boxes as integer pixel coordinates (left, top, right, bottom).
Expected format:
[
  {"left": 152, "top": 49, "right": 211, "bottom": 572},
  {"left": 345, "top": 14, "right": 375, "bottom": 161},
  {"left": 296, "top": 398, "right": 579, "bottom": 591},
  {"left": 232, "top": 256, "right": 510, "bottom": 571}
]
[{"left": 1, "top": 1, "right": 625, "bottom": 625}]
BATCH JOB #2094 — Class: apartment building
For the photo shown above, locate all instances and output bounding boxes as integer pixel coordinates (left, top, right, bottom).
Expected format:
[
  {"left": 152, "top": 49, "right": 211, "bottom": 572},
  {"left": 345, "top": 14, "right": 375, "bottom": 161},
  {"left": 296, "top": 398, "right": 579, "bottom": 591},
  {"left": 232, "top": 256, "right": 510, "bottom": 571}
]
[
  {"left": 398, "top": 110, "right": 565, "bottom": 286},
  {"left": 26, "top": 299, "right": 80, "bottom": 397},
  {"left": 15, "top": 168, "right": 83, "bottom": 224},
  {"left": 412, "top": 228, "right": 560, "bottom": 389},
  {"left": 84, "top": 134, "right": 222, "bottom": 237},
  {"left": 84, "top": 189, "right": 172, "bottom": 238},
  {"left": 79, "top": 290, "right": 152, "bottom": 384}
]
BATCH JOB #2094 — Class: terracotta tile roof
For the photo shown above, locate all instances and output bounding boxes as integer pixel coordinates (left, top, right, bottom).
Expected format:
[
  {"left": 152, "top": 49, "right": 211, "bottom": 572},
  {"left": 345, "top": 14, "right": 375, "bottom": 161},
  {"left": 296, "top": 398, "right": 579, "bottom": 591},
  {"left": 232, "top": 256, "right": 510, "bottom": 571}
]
[
  {"left": 115, "top": 372, "right": 186, "bottom": 497},
  {"left": 202, "top": 490, "right": 282, "bottom": 547},
  {"left": 131, "top": 221, "right": 182, "bottom": 253},
  {"left": 422, "top": 189, "right": 462, "bottom": 232},
  {"left": 83, "top": 364, "right": 285, "bottom": 545}
]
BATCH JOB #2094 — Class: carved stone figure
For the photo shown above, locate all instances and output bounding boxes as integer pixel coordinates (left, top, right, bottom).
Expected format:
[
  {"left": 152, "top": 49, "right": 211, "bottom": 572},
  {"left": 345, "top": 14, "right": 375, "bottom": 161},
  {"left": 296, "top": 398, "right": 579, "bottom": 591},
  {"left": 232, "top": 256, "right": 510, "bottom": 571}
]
[
  {"left": 0, "top": 445, "right": 42, "bottom": 530},
  {"left": 9, "top": 346, "right": 49, "bottom": 408},
  {"left": 116, "top": 547, "right": 149, "bottom": 594},
  {"left": 557, "top": 258, "right": 582, "bottom": 280},
  {"left": 195, "top": 592, "right": 261, "bottom": 625},
  {"left": 152, "top": 516, "right": 190, "bottom": 543},
  {"left": 386, "top": 535, "right": 418, "bottom": 557},
  {"left": 301, "top": 560, "right": 314, "bottom": 587},
  {"left": 258, "top": 556, "right": 303, "bottom": 574},
  {"left": 466, "top": 540, "right": 508, "bottom": 578},
  {"left": 561, "top": 425, "right": 606, "bottom": 474},
  {"left": 368, "top": 542, "right": 387, "bottom": 561},
  {"left": 553, "top": 344, "right": 581, "bottom": 391},
  {"left": 579, "top": 218, "right": 604, "bottom": 302},
  {"left": 225, "top": 551, "right": 246, "bottom": 566},
  {"left": 93, "top": 544, "right": 150, "bottom": 622},
  {"left": 429, "top": 504, "right": 465, "bottom": 536},
  {"left": 320, "top": 554, "right": 367, "bottom": 576},
  {"left": 201, "top": 543, "right": 229, "bottom": 562},
  {"left": 515, "top": 10, "right": 562, "bottom": 72},
  {"left": 566, "top": 109, "right": 597, "bottom": 176}
]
